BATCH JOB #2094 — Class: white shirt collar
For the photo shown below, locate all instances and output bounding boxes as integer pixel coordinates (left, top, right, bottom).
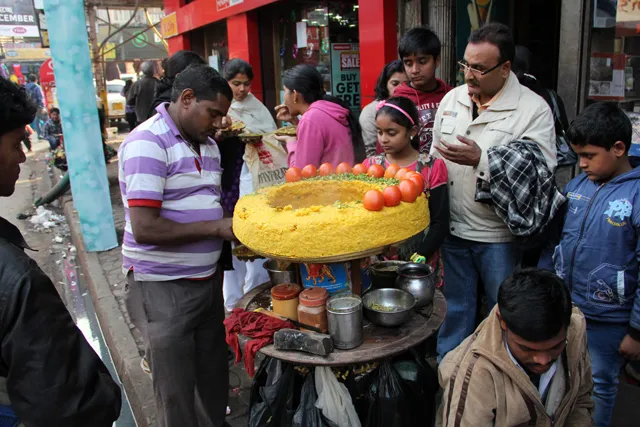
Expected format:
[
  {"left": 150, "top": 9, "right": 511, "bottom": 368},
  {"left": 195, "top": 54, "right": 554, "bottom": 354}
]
[{"left": 504, "top": 335, "right": 559, "bottom": 399}]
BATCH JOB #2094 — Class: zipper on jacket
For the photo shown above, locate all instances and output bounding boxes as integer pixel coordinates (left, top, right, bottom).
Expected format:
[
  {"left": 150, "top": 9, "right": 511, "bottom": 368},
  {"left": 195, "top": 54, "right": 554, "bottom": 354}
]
[{"left": 567, "top": 184, "right": 604, "bottom": 290}]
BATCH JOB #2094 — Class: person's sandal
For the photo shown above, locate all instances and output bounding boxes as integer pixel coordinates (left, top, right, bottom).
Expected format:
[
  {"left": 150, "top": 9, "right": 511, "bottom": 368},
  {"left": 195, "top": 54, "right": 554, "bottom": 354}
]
[{"left": 140, "top": 357, "right": 152, "bottom": 377}]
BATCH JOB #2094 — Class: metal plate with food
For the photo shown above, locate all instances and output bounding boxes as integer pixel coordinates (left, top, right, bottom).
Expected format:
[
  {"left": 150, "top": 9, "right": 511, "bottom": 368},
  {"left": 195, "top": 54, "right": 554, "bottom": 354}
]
[
  {"left": 220, "top": 121, "right": 246, "bottom": 137},
  {"left": 275, "top": 125, "right": 297, "bottom": 136},
  {"left": 239, "top": 132, "right": 264, "bottom": 144},
  {"left": 231, "top": 244, "right": 264, "bottom": 261}
]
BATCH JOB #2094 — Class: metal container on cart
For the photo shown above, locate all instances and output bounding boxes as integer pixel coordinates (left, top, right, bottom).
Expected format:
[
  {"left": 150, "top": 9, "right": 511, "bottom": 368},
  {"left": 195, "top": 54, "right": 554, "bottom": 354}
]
[{"left": 327, "top": 295, "right": 364, "bottom": 350}]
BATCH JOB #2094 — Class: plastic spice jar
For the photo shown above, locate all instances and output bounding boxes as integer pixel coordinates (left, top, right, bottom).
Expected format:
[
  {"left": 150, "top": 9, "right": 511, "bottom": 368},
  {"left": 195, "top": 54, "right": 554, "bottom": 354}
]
[
  {"left": 271, "top": 283, "right": 302, "bottom": 321},
  {"left": 298, "top": 287, "right": 329, "bottom": 333}
]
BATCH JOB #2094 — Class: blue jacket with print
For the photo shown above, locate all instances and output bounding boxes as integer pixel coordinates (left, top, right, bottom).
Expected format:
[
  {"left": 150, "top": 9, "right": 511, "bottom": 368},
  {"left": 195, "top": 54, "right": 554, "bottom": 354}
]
[{"left": 552, "top": 167, "right": 640, "bottom": 331}]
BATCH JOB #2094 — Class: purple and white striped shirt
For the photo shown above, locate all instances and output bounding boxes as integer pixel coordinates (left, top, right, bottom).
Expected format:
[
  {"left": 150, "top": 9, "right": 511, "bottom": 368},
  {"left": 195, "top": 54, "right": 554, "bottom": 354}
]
[{"left": 118, "top": 103, "right": 223, "bottom": 281}]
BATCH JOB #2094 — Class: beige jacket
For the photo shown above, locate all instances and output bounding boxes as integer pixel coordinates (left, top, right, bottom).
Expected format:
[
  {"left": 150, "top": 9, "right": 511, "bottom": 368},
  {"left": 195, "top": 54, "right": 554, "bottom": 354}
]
[
  {"left": 431, "top": 72, "right": 557, "bottom": 242},
  {"left": 437, "top": 307, "right": 594, "bottom": 427}
]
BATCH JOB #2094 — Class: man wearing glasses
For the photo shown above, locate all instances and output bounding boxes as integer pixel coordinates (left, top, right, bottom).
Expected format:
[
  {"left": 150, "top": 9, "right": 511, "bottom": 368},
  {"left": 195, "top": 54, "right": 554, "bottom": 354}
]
[{"left": 431, "top": 23, "right": 557, "bottom": 360}]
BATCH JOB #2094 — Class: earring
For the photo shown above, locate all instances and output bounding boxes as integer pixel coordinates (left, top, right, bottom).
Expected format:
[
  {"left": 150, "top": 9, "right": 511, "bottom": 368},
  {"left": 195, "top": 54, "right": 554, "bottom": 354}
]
[{"left": 294, "top": 99, "right": 298, "bottom": 104}]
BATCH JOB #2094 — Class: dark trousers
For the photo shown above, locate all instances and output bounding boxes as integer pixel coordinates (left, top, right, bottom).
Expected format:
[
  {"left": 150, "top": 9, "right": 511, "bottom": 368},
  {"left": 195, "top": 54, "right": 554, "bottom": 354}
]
[
  {"left": 125, "top": 112, "right": 137, "bottom": 131},
  {"left": 125, "top": 271, "right": 228, "bottom": 427}
]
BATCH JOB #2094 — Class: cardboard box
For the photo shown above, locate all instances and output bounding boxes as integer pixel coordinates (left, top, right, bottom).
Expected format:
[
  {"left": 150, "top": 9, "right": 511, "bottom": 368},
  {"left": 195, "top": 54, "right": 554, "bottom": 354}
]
[{"left": 299, "top": 259, "right": 372, "bottom": 296}]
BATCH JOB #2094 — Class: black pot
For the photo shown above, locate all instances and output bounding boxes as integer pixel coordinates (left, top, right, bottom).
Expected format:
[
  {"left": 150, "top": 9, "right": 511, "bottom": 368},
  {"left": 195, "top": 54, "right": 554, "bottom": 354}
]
[{"left": 368, "top": 261, "right": 408, "bottom": 290}]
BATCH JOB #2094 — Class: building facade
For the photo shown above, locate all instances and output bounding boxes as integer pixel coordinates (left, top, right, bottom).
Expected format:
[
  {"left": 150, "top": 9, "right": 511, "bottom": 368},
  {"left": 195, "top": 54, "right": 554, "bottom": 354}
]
[{"left": 162, "top": 0, "right": 639, "bottom": 153}]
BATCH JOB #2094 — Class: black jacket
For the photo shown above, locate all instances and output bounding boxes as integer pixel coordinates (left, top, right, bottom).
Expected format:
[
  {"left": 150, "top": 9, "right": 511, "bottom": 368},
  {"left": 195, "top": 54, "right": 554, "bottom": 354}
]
[
  {"left": 0, "top": 217, "right": 121, "bottom": 426},
  {"left": 127, "top": 75, "right": 158, "bottom": 123},
  {"left": 145, "top": 78, "right": 172, "bottom": 121}
]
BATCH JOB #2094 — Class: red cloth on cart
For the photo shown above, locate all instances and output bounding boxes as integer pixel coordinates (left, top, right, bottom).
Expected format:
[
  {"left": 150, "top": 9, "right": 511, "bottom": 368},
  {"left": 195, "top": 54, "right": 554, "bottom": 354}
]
[{"left": 224, "top": 308, "right": 295, "bottom": 376}]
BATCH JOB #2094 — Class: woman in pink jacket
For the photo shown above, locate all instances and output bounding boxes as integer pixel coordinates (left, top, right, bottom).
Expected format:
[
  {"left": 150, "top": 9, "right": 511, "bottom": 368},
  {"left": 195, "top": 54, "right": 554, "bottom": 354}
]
[{"left": 275, "top": 65, "right": 365, "bottom": 167}]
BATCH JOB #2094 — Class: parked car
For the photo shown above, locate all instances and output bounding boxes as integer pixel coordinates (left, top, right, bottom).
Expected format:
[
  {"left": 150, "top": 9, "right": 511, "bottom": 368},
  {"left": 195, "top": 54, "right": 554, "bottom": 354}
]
[
  {"left": 106, "top": 79, "right": 126, "bottom": 124},
  {"left": 120, "top": 73, "right": 139, "bottom": 83}
]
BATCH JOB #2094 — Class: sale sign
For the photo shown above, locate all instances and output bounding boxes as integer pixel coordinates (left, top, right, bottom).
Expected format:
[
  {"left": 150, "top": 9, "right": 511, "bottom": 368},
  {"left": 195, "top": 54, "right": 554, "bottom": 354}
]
[
  {"left": 217, "top": 0, "right": 243, "bottom": 11},
  {"left": 331, "top": 43, "right": 360, "bottom": 115}
]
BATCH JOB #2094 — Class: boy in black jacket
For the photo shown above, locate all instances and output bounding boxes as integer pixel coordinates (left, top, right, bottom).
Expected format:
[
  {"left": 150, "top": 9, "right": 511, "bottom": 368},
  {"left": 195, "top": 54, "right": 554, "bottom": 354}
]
[{"left": 0, "top": 76, "right": 121, "bottom": 426}]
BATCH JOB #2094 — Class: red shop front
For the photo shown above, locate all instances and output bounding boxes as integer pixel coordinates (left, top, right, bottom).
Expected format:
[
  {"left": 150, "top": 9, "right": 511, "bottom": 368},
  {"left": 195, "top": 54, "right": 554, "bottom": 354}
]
[{"left": 163, "top": 0, "right": 397, "bottom": 110}]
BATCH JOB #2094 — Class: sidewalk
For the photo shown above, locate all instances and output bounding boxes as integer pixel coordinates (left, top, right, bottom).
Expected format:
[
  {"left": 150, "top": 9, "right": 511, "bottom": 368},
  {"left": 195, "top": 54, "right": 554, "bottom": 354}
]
[{"left": 60, "top": 140, "right": 252, "bottom": 427}]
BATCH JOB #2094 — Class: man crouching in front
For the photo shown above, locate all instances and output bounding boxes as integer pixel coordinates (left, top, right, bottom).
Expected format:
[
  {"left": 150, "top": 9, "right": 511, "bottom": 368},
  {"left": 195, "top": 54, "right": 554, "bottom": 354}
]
[{"left": 438, "top": 268, "right": 594, "bottom": 426}]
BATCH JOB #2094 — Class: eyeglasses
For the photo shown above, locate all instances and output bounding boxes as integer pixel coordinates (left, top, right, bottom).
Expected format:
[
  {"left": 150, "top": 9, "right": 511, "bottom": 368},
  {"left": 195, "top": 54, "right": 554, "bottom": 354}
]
[{"left": 458, "top": 60, "right": 505, "bottom": 76}]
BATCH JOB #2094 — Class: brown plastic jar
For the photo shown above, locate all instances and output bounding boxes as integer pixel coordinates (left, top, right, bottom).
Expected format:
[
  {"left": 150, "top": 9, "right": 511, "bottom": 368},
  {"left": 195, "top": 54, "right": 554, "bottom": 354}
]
[{"left": 297, "top": 287, "right": 329, "bottom": 333}]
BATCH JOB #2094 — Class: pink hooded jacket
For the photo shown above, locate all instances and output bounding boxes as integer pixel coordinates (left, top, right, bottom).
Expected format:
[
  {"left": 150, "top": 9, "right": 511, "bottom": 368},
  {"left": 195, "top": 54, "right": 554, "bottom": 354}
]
[{"left": 286, "top": 100, "right": 355, "bottom": 168}]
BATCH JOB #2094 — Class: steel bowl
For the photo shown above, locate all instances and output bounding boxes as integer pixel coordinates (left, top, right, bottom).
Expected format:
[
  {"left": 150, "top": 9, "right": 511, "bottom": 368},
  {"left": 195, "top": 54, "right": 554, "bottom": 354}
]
[
  {"left": 396, "top": 263, "right": 436, "bottom": 308},
  {"left": 264, "top": 259, "right": 298, "bottom": 285},
  {"left": 368, "top": 260, "right": 408, "bottom": 289},
  {"left": 362, "top": 288, "right": 416, "bottom": 327}
]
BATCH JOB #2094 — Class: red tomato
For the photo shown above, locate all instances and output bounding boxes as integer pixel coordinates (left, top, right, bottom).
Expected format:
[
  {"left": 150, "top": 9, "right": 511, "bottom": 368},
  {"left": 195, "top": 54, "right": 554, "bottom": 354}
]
[
  {"left": 301, "top": 164, "right": 317, "bottom": 178},
  {"left": 367, "top": 164, "right": 385, "bottom": 178},
  {"left": 407, "top": 172, "right": 425, "bottom": 192},
  {"left": 363, "top": 189, "right": 385, "bottom": 211},
  {"left": 382, "top": 186, "right": 402, "bottom": 207},
  {"left": 352, "top": 163, "right": 367, "bottom": 175},
  {"left": 384, "top": 163, "right": 400, "bottom": 179},
  {"left": 318, "top": 162, "right": 335, "bottom": 176},
  {"left": 395, "top": 168, "right": 411, "bottom": 181},
  {"left": 285, "top": 167, "right": 302, "bottom": 183},
  {"left": 336, "top": 162, "right": 351, "bottom": 174},
  {"left": 398, "top": 179, "right": 419, "bottom": 203}
]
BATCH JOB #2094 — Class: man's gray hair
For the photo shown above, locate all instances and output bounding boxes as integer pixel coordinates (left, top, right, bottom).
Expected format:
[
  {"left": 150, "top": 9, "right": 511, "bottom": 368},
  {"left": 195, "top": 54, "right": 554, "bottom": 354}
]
[{"left": 140, "top": 61, "right": 154, "bottom": 77}]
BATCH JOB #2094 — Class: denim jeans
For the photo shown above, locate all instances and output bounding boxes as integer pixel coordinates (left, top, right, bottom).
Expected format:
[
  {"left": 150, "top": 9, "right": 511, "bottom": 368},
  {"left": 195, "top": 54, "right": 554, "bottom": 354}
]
[
  {"left": 437, "top": 235, "right": 521, "bottom": 359},
  {"left": 586, "top": 319, "right": 627, "bottom": 427}
]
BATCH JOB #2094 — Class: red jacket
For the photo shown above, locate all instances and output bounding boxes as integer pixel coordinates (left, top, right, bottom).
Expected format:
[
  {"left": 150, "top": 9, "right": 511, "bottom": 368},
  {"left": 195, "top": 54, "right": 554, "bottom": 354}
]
[{"left": 392, "top": 79, "right": 452, "bottom": 153}]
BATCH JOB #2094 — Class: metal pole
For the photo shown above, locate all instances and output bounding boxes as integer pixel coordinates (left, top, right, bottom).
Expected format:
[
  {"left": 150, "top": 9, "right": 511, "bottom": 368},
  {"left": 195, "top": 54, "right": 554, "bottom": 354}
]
[
  {"left": 145, "top": 8, "right": 168, "bottom": 51},
  {"left": 43, "top": 0, "right": 118, "bottom": 252}
]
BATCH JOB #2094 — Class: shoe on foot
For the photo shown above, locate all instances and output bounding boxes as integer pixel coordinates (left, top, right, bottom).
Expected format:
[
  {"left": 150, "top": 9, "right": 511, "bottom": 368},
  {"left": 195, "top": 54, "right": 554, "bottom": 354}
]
[{"left": 140, "top": 357, "right": 152, "bottom": 375}]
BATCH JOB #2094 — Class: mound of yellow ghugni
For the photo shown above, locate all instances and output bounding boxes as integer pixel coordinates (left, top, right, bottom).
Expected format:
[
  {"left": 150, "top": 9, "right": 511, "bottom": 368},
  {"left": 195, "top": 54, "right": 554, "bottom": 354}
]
[{"left": 232, "top": 175, "right": 430, "bottom": 259}]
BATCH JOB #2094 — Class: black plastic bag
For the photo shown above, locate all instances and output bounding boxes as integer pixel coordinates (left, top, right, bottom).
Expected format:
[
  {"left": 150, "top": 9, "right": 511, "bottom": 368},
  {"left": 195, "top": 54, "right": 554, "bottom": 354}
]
[
  {"left": 364, "top": 352, "right": 438, "bottom": 427},
  {"left": 364, "top": 360, "right": 412, "bottom": 427},
  {"left": 342, "top": 367, "right": 376, "bottom": 422},
  {"left": 393, "top": 349, "right": 439, "bottom": 426},
  {"left": 248, "top": 357, "right": 296, "bottom": 427},
  {"left": 292, "top": 373, "right": 338, "bottom": 427}
]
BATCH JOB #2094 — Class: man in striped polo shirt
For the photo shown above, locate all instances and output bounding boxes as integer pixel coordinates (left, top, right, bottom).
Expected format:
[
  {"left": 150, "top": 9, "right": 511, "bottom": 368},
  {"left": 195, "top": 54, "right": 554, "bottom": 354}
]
[{"left": 118, "top": 64, "right": 234, "bottom": 427}]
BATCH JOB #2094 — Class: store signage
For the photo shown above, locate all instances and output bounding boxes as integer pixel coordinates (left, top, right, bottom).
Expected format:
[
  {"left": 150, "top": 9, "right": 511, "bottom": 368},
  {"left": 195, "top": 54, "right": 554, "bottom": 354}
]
[
  {"left": 132, "top": 32, "right": 149, "bottom": 48},
  {"left": 217, "top": 0, "right": 244, "bottom": 12},
  {"left": 331, "top": 43, "right": 360, "bottom": 115},
  {"left": 161, "top": 12, "right": 178, "bottom": 38},
  {"left": 88, "top": 42, "right": 116, "bottom": 60},
  {"left": 616, "top": 0, "right": 640, "bottom": 36},
  {"left": 5, "top": 48, "right": 50, "bottom": 60},
  {"left": 0, "top": 1, "right": 40, "bottom": 37}
]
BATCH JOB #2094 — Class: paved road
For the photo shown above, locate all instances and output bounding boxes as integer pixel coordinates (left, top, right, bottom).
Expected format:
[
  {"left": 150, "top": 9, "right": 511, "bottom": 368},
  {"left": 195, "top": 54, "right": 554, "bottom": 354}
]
[{"left": 2, "top": 140, "right": 135, "bottom": 426}]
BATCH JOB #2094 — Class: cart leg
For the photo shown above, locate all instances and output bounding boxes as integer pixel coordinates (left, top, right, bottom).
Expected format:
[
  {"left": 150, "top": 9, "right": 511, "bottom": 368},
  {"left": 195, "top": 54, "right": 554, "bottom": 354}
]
[{"left": 351, "top": 259, "right": 362, "bottom": 295}]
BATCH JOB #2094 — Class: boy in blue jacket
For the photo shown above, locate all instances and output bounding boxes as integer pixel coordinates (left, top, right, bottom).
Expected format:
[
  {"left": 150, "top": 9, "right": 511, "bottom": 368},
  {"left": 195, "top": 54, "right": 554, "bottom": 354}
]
[{"left": 547, "top": 102, "right": 640, "bottom": 427}]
